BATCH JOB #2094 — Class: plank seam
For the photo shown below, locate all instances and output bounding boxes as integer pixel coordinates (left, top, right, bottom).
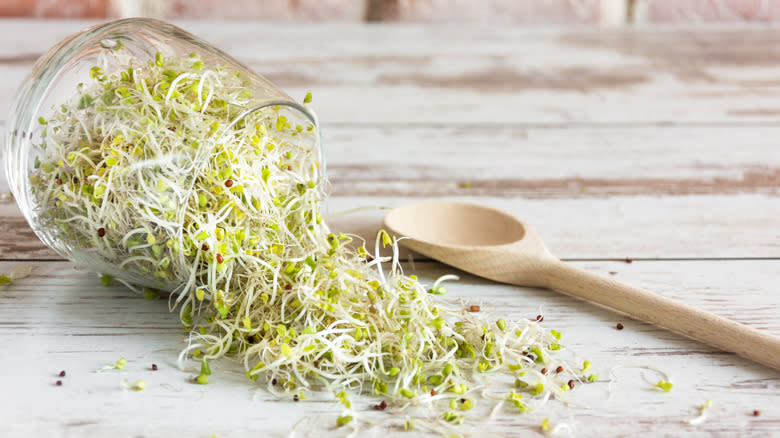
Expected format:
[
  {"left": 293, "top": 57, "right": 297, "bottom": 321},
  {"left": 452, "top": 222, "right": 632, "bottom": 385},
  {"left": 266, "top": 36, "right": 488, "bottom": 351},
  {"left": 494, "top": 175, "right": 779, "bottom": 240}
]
[{"left": 2, "top": 257, "right": 779, "bottom": 263}]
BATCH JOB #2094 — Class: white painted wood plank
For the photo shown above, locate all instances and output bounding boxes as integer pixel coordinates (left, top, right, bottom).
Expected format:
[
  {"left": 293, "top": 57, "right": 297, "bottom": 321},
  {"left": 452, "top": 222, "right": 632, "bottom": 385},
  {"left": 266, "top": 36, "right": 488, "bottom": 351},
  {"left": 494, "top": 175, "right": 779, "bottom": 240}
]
[
  {"left": 325, "top": 193, "right": 780, "bottom": 260},
  {"left": 4, "top": 190, "right": 778, "bottom": 260},
  {"left": 4, "top": 22, "right": 780, "bottom": 124},
  {"left": 0, "top": 259, "right": 777, "bottom": 437},
  {"left": 3, "top": 123, "right": 779, "bottom": 259},
  {"left": 5, "top": 123, "right": 778, "bottom": 195},
  {"left": 320, "top": 124, "right": 780, "bottom": 195}
]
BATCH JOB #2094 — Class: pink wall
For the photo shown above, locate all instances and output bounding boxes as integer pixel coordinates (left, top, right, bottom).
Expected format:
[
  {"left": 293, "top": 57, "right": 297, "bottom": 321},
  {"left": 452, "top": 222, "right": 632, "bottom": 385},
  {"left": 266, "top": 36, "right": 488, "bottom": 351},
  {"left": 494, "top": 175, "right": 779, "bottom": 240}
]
[
  {"left": 2, "top": 0, "right": 780, "bottom": 23},
  {"left": 0, "top": 0, "right": 107, "bottom": 18}
]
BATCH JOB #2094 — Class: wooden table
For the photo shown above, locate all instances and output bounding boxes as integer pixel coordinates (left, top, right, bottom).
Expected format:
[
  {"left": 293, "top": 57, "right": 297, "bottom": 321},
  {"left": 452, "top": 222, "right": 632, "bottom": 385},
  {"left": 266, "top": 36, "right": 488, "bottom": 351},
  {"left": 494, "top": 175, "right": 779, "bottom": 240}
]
[{"left": 1, "top": 20, "right": 778, "bottom": 437}]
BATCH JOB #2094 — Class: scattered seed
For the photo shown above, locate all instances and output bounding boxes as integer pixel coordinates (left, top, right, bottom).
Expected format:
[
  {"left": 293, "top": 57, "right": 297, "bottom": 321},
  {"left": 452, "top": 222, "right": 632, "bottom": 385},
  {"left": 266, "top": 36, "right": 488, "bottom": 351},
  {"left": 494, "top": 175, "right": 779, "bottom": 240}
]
[
  {"left": 430, "top": 389, "right": 437, "bottom": 396},
  {"left": 541, "top": 368, "right": 548, "bottom": 375},
  {"left": 201, "top": 244, "right": 209, "bottom": 251},
  {"left": 536, "top": 314, "right": 544, "bottom": 322},
  {"left": 152, "top": 364, "right": 158, "bottom": 371},
  {"left": 271, "top": 378, "right": 277, "bottom": 385},
  {"left": 224, "top": 179, "right": 233, "bottom": 187},
  {"left": 216, "top": 253, "right": 224, "bottom": 263},
  {"left": 469, "top": 305, "right": 480, "bottom": 312},
  {"left": 293, "top": 394, "right": 299, "bottom": 402},
  {"left": 56, "top": 178, "right": 62, "bottom": 185},
  {"left": 568, "top": 380, "right": 575, "bottom": 389},
  {"left": 753, "top": 410, "right": 761, "bottom": 416},
  {"left": 374, "top": 400, "right": 388, "bottom": 410},
  {"left": 556, "top": 366, "right": 564, "bottom": 374},
  {"left": 625, "top": 257, "right": 633, "bottom": 263},
  {"left": 616, "top": 323, "right": 624, "bottom": 330},
  {"left": 59, "top": 370, "right": 66, "bottom": 377},
  {"left": 56, "top": 380, "right": 62, "bottom": 386},
  {"left": 97, "top": 227, "right": 106, "bottom": 237},
  {"left": 609, "top": 271, "right": 617, "bottom": 275}
]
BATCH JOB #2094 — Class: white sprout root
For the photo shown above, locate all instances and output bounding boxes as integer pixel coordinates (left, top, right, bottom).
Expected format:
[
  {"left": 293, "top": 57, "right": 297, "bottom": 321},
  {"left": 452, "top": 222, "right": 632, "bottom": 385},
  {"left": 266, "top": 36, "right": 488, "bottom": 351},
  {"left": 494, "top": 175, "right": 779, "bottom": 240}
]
[
  {"left": 685, "top": 399, "right": 713, "bottom": 426},
  {"left": 607, "top": 364, "right": 672, "bottom": 397},
  {"left": 29, "top": 48, "right": 593, "bottom": 425}
]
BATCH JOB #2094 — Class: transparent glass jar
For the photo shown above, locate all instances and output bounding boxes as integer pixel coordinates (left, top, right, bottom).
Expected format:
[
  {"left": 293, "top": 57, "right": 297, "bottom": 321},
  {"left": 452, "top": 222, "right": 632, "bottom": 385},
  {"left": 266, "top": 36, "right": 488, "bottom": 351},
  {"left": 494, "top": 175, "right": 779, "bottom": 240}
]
[{"left": 4, "top": 18, "right": 323, "bottom": 292}]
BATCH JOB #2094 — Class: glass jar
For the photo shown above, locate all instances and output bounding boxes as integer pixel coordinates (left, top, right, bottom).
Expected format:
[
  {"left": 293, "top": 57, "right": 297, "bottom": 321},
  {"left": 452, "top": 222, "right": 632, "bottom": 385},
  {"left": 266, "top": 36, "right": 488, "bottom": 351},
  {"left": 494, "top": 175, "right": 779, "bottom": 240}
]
[{"left": 3, "top": 18, "right": 323, "bottom": 293}]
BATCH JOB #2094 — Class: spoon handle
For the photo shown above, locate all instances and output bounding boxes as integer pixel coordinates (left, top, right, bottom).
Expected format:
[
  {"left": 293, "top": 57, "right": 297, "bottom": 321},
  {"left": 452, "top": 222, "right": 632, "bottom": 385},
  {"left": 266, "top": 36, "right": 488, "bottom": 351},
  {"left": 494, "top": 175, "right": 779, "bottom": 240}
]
[{"left": 542, "top": 260, "right": 780, "bottom": 370}]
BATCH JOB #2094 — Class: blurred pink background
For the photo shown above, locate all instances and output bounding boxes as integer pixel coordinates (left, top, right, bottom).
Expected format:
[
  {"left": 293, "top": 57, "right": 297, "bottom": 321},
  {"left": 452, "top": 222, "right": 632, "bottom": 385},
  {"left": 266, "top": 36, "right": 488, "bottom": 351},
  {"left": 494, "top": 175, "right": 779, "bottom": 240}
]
[{"left": 2, "top": 0, "right": 780, "bottom": 23}]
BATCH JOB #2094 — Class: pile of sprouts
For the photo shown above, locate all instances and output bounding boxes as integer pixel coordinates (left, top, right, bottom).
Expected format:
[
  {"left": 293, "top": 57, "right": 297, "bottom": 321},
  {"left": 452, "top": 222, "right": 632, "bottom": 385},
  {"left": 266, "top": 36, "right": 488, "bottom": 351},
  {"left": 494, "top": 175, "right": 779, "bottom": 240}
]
[{"left": 29, "top": 48, "right": 596, "bottom": 429}]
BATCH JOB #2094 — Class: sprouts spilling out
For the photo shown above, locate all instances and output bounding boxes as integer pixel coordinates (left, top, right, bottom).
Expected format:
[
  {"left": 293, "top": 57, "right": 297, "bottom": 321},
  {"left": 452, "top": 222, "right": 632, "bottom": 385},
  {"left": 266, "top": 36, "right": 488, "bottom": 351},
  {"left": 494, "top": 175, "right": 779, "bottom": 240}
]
[{"left": 29, "top": 48, "right": 593, "bottom": 428}]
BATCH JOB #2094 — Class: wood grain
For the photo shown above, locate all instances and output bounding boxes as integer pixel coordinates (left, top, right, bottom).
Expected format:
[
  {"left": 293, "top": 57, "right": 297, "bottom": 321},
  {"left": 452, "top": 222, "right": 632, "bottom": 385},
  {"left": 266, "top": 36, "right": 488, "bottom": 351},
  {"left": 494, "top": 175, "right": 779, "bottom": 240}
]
[
  {"left": 1, "top": 260, "right": 778, "bottom": 437},
  {"left": 4, "top": 192, "right": 779, "bottom": 261},
  {"left": 3, "top": 123, "right": 779, "bottom": 260},
  {"left": 5, "top": 23, "right": 780, "bottom": 124},
  {"left": 5, "top": 123, "right": 779, "bottom": 194},
  {"left": 320, "top": 124, "right": 780, "bottom": 198},
  {"left": 0, "top": 21, "right": 778, "bottom": 438}
]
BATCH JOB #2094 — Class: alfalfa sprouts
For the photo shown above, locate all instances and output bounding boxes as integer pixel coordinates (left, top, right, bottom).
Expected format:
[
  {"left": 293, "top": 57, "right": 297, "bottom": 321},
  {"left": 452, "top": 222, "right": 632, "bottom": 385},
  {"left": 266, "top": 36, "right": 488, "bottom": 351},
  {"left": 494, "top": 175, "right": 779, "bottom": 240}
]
[{"left": 29, "top": 47, "right": 594, "bottom": 428}]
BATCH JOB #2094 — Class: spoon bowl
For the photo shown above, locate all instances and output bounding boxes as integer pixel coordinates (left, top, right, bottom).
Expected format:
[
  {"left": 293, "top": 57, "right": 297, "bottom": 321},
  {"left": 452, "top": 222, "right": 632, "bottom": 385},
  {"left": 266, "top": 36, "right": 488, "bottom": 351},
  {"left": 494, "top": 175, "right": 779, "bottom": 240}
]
[
  {"left": 384, "top": 201, "right": 780, "bottom": 371},
  {"left": 385, "top": 201, "right": 527, "bottom": 247},
  {"left": 384, "top": 201, "right": 554, "bottom": 287}
]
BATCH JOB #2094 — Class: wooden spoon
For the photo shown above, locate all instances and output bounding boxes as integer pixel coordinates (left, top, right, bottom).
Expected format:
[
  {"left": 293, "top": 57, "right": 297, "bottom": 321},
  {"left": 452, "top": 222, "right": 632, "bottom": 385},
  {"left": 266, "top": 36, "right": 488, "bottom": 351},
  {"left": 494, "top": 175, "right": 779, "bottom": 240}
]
[{"left": 383, "top": 201, "right": 780, "bottom": 371}]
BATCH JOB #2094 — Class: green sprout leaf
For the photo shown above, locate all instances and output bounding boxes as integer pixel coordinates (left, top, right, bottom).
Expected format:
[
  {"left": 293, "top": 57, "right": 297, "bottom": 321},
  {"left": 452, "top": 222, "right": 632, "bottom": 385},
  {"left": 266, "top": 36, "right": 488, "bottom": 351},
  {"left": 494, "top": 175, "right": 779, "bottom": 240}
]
[
  {"left": 656, "top": 379, "right": 673, "bottom": 392},
  {"left": 336, "top": 415, "right": 353, "bottom": 427},
  {"left": 144, "top": 288, "right": 160, "bottom": 300},
  {"left": 113, "top": 357, "right": 128, "bottom": 370}
]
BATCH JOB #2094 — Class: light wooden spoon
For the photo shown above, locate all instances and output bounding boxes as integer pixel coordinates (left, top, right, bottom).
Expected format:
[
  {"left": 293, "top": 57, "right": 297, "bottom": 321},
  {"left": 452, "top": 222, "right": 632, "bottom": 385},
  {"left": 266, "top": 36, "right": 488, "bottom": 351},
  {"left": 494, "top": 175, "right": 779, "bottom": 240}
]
[{"left": 383, "top": 201, "right": 780, "bottom": 371}]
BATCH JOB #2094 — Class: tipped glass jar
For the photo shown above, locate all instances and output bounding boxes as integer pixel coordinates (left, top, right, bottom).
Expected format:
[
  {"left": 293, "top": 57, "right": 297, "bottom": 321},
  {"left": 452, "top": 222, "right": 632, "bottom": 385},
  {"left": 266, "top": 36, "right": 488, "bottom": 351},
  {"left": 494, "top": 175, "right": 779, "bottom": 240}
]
[{"left": 4, "top": 18, "right": 323, "bottom": 293}]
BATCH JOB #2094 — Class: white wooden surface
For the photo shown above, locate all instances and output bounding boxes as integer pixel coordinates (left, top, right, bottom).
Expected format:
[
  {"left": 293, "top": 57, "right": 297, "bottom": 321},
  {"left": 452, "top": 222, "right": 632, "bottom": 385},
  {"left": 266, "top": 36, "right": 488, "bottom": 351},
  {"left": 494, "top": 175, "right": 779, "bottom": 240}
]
[{"left": 1, "top": 20, "right": 779, "bottom": 438}]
